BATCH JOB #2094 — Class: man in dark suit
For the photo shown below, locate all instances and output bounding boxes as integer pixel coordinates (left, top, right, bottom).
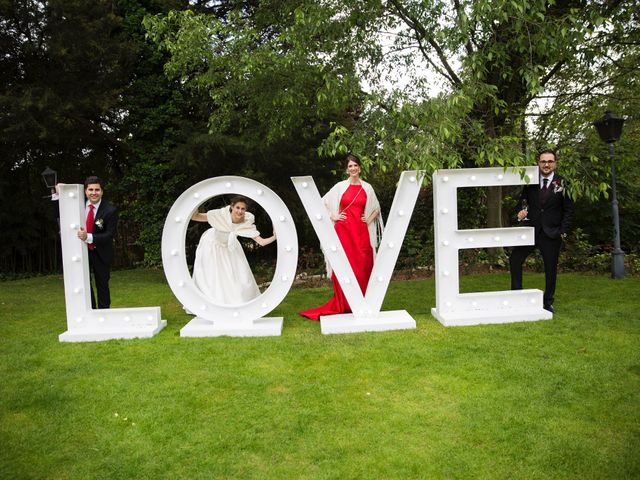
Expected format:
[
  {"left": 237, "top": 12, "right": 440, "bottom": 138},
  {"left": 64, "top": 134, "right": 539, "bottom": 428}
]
[
  {"left": 510, "top": 149, "right": 574, "bottom": 313},
  {"left": 76, "top": 176, "right": 118, "bottom": 309}
]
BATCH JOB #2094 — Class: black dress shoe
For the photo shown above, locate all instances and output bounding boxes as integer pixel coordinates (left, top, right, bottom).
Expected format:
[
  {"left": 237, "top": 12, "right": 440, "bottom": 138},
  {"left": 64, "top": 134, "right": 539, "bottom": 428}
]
[{"left": 544, "top": 304, "right": 555, "bottom": 313}]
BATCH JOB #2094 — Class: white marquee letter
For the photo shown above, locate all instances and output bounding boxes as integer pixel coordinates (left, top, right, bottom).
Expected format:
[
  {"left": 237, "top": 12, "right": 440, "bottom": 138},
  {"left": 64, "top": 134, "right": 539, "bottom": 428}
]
[
  {"left": 431, "top": 167, "right": 552, "bottom": 326},
  {"left": 58, "top": 184, "right": 166, "bottom": 342},
  {"left": 292, "top": 171, "right": 421, "bottom": 334},
  {"left": 162, "top": 176, "right": 298, "bottom": 337}
]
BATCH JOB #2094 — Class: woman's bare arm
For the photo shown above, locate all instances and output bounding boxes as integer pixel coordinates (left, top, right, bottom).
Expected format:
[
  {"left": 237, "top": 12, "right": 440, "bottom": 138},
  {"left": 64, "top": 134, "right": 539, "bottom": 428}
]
[{"left": 191, "top": 212, "right": 208, "bottom": 222}]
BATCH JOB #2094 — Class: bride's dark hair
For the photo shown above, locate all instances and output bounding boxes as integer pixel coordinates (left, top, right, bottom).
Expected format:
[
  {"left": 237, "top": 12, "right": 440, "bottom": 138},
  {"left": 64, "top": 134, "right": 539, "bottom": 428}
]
[{"left": 229, "top": 195, "right": 250, "bottom": 211}]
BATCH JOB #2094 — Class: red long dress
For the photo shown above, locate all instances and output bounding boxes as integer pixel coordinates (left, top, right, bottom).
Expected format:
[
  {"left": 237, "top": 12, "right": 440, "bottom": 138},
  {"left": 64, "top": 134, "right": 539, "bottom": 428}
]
[{"left": 299, "top": 184, "right": 374, "bottom": 320}]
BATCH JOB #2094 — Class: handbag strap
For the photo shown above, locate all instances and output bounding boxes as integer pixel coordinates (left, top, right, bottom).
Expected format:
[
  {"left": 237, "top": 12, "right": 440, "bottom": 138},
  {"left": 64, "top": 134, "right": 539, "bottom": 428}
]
[{"left": 339, "top": 185, "right": 363, "bottom": 214}]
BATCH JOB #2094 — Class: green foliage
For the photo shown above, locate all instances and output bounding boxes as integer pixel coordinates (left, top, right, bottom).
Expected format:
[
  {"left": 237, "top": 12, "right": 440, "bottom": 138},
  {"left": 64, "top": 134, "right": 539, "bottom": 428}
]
[
  {"left": 143, "top": 4, "right": 362, "bottom": 145},
  {"left": 560, "top": 228, "right": 640, "bottom": 275},
  {"left": 313, "top": 0, "right": 612, "bottom": 173},
  {"left": 2, "top": 0, "right": 638, "bottom": 274},
  {"left": 1, "top": 0, "right": 131, "bottom": 272},
  {"left": 143, "top": 0, "right": 638, "bottom": 237}
]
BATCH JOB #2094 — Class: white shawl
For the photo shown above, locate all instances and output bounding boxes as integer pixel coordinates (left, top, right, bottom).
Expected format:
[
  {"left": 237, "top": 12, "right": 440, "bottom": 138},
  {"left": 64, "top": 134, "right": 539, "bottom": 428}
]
[
  {"left": 323, "top": 179, "right": 384, "bottom": 249},
  {"left": 206, "top": 206, "right": 260, "bottom": 251},
  {"left": 322, "top": 180, "right": 384, "bottom": 276}
]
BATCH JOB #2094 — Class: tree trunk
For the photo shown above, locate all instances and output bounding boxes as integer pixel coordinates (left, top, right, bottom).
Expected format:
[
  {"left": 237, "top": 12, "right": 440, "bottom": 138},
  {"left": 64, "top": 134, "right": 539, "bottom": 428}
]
[{"left": 487, "top": 185, "right": 504, "bottom": 264}]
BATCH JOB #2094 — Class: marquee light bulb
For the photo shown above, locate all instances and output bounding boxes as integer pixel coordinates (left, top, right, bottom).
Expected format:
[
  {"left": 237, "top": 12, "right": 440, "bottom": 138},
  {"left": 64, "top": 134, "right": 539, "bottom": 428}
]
[
  {"left": 225, "top": 182, "right": 231, "bottom": 188},
  {"left": 193, "top": 193, "right": 200, "bottom": 199},
  {"left": 497, "top": 174, "right": 504, "bottom": 180},
  {"left": 409, "top": 176, "right": 416, "bottom": 183},
  {"left": 124, "top": 316, "right": 131, "bottom": 322},
  {"left": 442, "top": 240, "right": 449, "bottom": 246},
  {"left": 520, "top": 234, "right": 527, "bottom": 240},
  {"left": 467, "top": 237, "right": 474, "bottom": 243},
  {"left": 441, "top": 208, "right": 448, "bottom": 214},
  {"left": 494, "top": 236, "right": 500, "bottom": 242},
  {"left": 398, "top": 210, "right": 405, "bottom": 216},
  {"left": 256, "top": 189, "right": 263, "bottom": 195},
  {"left": 71, "top": 256, "right": 79, "bottom": 262},
  {"left": 302, "top": 182, "right": 308, "bottom": 188},
  {"left": 315, "top": 213, "right": 323, "bottom": 220},
  {"left": 285, "top": 245, "right": 292, "bottom": 252},
  {"left": 470, "top": 175, "right": 476, "bottom": 181},
  {"left": 175, "top": 216, "right": 181, "bottom": 223},
  {"left": 279, "top": 216, "right": 286, "bottom": 222},
  {"left": 443, "top": 176, "right": 449, "bottom": 182}
]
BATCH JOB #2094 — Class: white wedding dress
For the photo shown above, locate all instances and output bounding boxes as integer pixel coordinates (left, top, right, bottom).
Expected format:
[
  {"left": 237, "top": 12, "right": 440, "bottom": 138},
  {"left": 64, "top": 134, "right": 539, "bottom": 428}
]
[{"left": 192, "top": 206, "right": 261, "bottom": 305}]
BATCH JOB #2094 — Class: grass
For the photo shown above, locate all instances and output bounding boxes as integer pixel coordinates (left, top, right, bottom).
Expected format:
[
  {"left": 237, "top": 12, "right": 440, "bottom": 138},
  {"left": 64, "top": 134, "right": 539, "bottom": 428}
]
[{"left": 1, "top": 269, "right": 639, "bottom": 479}]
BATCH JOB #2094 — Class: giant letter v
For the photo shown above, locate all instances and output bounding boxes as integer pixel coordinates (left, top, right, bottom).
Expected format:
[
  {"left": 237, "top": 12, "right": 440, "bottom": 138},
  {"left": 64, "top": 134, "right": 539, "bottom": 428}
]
[{"left": 292, "top": 171, "right": 423, "bottom": 334}]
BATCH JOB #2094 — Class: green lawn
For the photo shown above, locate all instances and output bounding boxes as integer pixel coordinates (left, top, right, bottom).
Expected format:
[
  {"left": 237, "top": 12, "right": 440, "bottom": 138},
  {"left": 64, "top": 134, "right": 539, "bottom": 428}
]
[{"left": 1, "top": 270, "right": 639, "bottom": 479}]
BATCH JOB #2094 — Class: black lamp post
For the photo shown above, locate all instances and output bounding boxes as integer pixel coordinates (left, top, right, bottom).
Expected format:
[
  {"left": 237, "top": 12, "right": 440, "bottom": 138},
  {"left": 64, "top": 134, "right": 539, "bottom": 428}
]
[
  {"left": 593, "top": 111, "right": 625, "bottom": 279},
  {"left": 41, "top": 166, "right": 58, "bottom": 194}
]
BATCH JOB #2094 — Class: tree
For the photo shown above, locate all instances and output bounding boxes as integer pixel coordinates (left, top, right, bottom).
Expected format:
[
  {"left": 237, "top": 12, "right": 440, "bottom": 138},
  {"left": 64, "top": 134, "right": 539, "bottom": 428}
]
[
  {"left": 146, "top": 0, "right": 638, "bottom": 232},
  {"left": 0, "top": 0, "right": 141, "bottom": 273},
  {"left": 0, "top": 0, "right": 196, "bottom": 273}
]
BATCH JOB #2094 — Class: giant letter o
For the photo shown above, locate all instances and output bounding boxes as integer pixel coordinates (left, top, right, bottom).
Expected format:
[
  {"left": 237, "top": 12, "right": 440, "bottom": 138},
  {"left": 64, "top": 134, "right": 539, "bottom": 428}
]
[{"left": 162, "top": 176, "right": 298, "bottom": 324}]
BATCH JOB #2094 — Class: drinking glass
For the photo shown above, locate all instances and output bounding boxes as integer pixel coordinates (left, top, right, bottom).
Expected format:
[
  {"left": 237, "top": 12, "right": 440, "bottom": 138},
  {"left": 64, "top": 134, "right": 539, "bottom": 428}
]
[{"left": 521, "top": 199, "right": 529, "bottom": 221}]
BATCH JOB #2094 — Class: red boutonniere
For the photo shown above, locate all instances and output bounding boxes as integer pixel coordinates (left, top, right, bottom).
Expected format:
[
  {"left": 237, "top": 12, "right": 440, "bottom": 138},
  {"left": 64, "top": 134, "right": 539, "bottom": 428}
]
[{"left": 552, "top": 179, "right": 564, "bottom": 194}]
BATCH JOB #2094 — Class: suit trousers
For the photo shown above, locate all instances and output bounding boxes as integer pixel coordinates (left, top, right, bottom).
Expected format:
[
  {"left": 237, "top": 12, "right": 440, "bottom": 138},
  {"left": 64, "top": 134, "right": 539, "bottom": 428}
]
[
  {"left": 88, "top": 250, "right": 111, "bottom": 309},
  {"left": 509, "top": 231, "right": 561, "bottom": 307}
]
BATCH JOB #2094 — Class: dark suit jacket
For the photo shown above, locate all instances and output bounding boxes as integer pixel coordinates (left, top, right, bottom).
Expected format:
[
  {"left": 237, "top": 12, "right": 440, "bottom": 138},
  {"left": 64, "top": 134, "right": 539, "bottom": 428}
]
[
  {"left": 91, "top": 200, "right": 118, "bottom": 266},
  {"left": 519, "top": 174, "right": 574, "bottom": 239}
]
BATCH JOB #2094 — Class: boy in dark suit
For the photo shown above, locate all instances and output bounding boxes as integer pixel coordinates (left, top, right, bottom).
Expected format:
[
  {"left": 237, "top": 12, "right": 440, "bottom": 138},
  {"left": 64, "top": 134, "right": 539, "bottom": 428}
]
[{"left": 510, "top": 149, "right": 574, "bottom": 313}]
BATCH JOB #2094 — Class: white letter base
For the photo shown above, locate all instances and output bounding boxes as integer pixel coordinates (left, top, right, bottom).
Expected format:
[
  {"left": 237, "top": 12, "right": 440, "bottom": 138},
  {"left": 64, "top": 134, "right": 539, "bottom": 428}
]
[
  {"left": 320, "top": 311, "right": 416, "bottom": 335},
  {"left": 179, "top": 316, "right": 283, "bottom": 337}
]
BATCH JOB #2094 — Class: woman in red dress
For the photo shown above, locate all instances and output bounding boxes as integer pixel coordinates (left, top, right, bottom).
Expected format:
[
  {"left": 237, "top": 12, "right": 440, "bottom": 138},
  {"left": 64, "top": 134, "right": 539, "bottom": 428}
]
[{"left": 299, "top": 154, "right": 382, "bottom": 320}]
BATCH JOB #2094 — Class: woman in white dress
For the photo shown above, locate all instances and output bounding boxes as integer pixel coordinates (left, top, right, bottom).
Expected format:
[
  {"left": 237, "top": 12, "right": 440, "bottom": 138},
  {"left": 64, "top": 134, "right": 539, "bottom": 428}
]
[{"left": 191, "top": 196, "right": 276, "bottom": 304}]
